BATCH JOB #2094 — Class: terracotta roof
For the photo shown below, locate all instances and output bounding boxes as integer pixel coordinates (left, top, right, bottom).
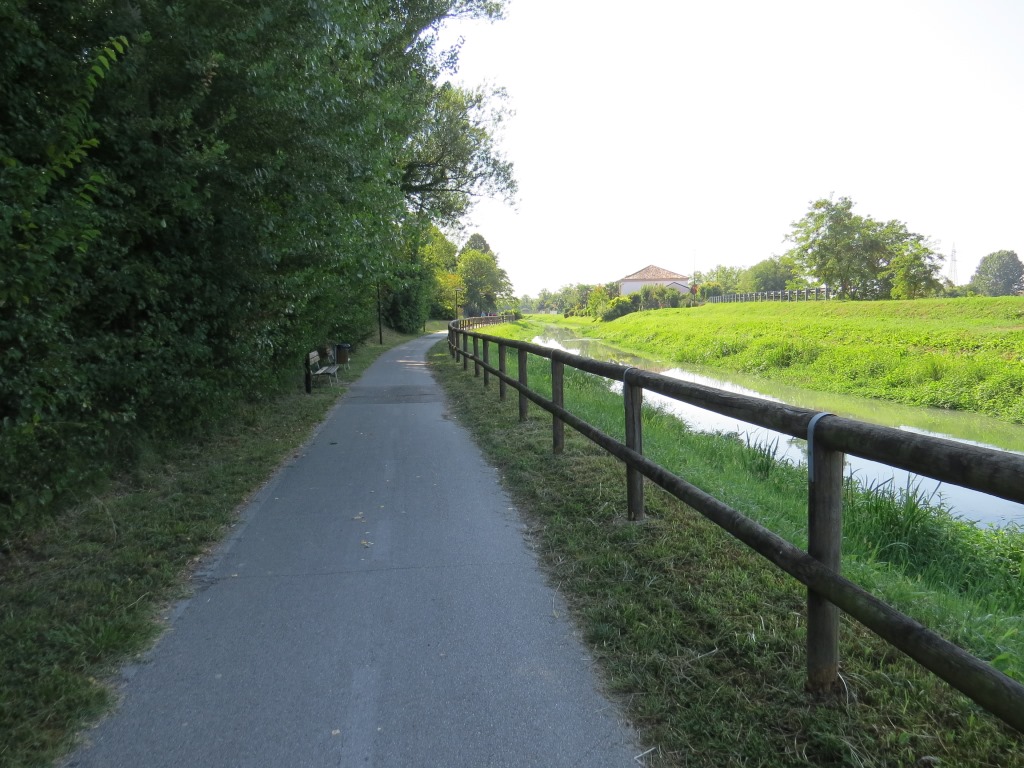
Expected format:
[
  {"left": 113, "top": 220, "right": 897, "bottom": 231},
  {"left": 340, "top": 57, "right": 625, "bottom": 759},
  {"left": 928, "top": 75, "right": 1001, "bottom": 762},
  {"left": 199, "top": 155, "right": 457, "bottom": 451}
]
[{"left": 619, "top": 265, "right": 689, "bottom": 281}]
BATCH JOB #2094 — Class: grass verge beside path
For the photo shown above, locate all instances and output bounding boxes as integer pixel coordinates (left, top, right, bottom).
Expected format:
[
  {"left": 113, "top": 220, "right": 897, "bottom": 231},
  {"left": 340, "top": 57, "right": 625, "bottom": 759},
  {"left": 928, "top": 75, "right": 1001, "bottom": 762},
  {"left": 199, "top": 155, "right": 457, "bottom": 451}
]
[
  {"left": 534, "top": 297, "right": 1024, "bottom": 424},
  {"left": 428, "top": 336, "right": 1024, "bottom": 767},
  {"left": 0, "top": 326, "right": 435, "bottom": 768}
]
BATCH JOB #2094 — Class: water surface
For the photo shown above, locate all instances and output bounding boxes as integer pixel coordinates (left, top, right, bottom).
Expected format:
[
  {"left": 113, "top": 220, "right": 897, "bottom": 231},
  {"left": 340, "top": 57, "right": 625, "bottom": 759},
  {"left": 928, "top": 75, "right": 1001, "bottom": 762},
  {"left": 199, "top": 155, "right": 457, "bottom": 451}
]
[{"left": 532, "top": 328, "right": 1024, "bottom": 527}]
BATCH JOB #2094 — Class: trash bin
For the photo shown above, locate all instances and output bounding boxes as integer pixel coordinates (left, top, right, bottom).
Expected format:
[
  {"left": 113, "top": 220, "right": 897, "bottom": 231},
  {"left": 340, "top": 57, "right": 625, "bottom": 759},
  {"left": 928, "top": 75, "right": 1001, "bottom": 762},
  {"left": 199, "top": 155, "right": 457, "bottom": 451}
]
[{"left": 335, "top": 343, "right": 351, "bottom": 365}]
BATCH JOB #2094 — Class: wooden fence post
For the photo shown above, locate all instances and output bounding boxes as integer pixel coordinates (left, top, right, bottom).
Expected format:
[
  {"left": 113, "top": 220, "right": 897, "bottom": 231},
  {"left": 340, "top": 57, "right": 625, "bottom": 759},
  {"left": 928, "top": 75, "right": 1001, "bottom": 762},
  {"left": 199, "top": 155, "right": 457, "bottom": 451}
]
[
  {"left": 552, "top": 359, "right": 564, "bottom": 454},
  {"left": 518, "top": 348, "right": 529, "bottom": 421},
  {"left": 462, "top": 332, "right": 469, "bottom": 371},
  {"left": 498, "top": 343, "right": 507, "bottom": 401},
  {"left": 483, "top": 340, "right": 490, "bottom": 387},
  {"left": 806, "top": 412, "right": 845, "bottom": 692},
  {"left": 624, "top": 370, "right": 645, "bottom": 521},
  {"left": 473, "top": 336, "right": 480, "bottom": 377}
]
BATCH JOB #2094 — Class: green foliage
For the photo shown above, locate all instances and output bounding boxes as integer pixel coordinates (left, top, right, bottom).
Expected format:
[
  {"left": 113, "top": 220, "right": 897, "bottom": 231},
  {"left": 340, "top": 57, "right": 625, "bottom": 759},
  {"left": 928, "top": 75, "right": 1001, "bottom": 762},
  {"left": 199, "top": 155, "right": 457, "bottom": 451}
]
[
  {"left": 697, "top": 281, "right": 724, "bottom": 299},
  {"left": 456, "top": 246, "right": 510, "bottom": 315},
  {"left": 600, "top": 295, "right": 636, "bottom": 321},
  {"left": 693, "top": 264, "right": 743, "bottom": 293},
  {"left": 0, "top": 329, "right": 419, "bottom": 768},
  {"left": 785, "top": 197, "right": 944, "bottom": 299},
  {"left": 0, "top": 0, "right": 514, "bottom": 532},
  {"left": 461, "top": 232, "right": 493, "bottom": 255},
  {"left": 738, "top": 256, "right": 798, "bottom": 292},
  {"left": 971, "top": 250, "right": 1024, "bottom": 297},
  {"left": 400, "top": 85, "right": 516, "bottom": 226},
  {"left": 524, "top": 298, "right": 1024, "bottom": 424},
  {"left": 432, "top": 337, "right": 1024, "bottom": 767}
]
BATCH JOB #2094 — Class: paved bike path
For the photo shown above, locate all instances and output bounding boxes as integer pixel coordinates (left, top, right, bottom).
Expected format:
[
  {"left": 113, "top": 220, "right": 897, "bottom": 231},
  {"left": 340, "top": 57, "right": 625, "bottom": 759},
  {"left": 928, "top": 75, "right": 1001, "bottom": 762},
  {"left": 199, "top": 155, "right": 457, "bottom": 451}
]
[{"left": 67, "top": 333, "right": 641, "bottom": 767}]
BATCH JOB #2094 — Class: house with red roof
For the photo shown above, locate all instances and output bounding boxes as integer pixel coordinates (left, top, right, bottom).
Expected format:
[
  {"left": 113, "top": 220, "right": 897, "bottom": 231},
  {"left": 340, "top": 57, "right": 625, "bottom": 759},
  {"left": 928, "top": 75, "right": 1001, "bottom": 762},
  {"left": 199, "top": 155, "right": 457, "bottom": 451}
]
[{"left": 618, "top": 265, "right": 691, "bottom": 295}]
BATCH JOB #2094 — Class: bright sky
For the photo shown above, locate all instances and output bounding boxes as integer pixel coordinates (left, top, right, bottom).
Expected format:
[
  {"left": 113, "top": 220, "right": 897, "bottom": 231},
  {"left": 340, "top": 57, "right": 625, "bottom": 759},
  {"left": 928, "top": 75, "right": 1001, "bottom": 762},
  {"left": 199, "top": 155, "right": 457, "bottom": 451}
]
[{"left": 439, "top": 0, "right": 1024, "bottom": 297}]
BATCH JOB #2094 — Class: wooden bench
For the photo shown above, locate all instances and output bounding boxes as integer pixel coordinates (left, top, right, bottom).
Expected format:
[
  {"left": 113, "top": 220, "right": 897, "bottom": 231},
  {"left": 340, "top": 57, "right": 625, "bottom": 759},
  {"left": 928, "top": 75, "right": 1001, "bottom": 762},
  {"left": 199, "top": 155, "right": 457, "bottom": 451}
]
[{"left": 308, "top": 350, "right": 340, "bottom": 386}]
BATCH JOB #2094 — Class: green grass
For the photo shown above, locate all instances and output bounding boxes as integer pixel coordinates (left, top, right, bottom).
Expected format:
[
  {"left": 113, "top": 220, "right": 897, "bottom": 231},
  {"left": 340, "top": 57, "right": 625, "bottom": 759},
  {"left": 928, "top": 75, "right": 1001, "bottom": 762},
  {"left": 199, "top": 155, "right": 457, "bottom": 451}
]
[
  {"left": 0, "top": 326, "right": 424, "bottom": 768},
  {"left": 532, "top": 297, "right": 1024, "bottom": 423},
  {"left": 429, "top": 333, "right": 1024, "bottom": 766}
]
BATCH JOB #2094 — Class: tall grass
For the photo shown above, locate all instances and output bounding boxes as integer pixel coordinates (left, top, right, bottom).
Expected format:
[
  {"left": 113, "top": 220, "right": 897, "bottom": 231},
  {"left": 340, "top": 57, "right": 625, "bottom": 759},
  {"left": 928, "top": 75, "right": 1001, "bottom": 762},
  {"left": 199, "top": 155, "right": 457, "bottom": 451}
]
[
  {"left": 534, "top": 297, "right": 1024, "bottom": 423},
  {"left": 514, "top": 345, "right": 1024, "bottom": 670},
  {"left": 432, "top": 338, "right": 1024, "bottom": 766}
]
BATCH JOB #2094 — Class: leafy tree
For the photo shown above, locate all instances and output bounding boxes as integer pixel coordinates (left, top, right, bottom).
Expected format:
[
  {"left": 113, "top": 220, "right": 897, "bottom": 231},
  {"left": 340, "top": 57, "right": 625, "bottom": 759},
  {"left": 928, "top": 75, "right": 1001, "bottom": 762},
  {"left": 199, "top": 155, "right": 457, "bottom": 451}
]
[
  {"left": 785, "top": 197, "right": 875, "bottom": 297},
  {"left": 0, "top": 0, "right": 514, "bottom": 529},
  {"left": 881, "top": 228, "right": 944, "bottom": 299},
  {"left": 601, "top": 296, "right": 636, "bottom": 321},
  {"left": 400, "top": 84, "right": 516, "bottom": 226},
  {"left": 693, "top": 265, "right": 743, "bottom": 294},
  {"left": 422, "top": 225, "right": 459, "bottom": 272},
  {"left": 461, "top": 232, "right": 493, "bottom": 255},
  {"left": 586, "top": 286, "right": 611, "bottom": 319},
  {"left": 738, "top": 257, "right": 799, "bottom": 292},
  {"left": 457, "top": 247, "right": 510, "bottom": 315},
  {"left": 786, "top": 197, "right": 941, "bottom": 299},
  {"left": 971, "top": 250, "right": 1024, "bottom": 296},
  {"left": 697, "top": 282, "right": 724, "bottom": 300}
]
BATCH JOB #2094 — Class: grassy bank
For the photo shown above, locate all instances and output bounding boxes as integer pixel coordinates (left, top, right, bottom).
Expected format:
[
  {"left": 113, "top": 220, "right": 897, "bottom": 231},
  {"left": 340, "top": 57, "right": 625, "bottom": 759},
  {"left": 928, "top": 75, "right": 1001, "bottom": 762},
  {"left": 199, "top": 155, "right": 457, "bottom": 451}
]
[
  {"left": 531, "top": 297, "right": 1024, "bottom": 423},
  {"left": 429, "top": 333, "right": 1024, "bottom": 766},
  {"left": 0, "top": 326, "right": 435, "bottom": 768}
]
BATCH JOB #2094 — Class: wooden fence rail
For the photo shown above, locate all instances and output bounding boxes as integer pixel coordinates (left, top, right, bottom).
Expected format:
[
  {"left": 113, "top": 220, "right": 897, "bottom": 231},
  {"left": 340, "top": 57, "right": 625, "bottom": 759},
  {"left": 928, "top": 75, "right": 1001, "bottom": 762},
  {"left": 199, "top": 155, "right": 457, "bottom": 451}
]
[{"left": 447, "top": 318, "right": 1024, "bottom": 733}]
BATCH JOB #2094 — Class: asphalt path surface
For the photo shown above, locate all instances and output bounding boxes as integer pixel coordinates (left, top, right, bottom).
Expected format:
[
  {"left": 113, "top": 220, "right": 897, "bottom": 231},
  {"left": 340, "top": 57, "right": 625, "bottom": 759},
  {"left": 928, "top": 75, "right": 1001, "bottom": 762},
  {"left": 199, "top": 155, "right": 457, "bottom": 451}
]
[{"left": 66, "top": 333, "right": 642, "bottom": 767}]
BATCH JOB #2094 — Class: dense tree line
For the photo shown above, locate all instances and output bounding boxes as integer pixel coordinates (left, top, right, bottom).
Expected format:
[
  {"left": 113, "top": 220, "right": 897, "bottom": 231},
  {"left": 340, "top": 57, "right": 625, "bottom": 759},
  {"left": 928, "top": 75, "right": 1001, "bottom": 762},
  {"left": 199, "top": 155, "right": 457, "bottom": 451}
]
[
  {"left": 519, "top": 281, "right": 693, "bottom": 321},
  {"left": 0, "top": 0, "right": 514, "bottom": 529}
]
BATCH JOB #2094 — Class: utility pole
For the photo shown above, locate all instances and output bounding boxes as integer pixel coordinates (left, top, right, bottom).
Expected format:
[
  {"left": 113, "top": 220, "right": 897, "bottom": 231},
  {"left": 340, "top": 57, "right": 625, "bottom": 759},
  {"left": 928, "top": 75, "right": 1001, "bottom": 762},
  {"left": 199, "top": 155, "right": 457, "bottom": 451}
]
[{"left": 949, "top": 243, "right": 958, "bottom": 285}]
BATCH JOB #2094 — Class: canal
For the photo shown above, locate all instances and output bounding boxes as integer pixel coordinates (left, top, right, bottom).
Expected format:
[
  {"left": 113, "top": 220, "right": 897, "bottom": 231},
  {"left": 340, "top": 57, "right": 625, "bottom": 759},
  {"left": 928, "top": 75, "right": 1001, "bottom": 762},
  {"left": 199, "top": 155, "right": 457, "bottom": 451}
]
[{"left": 532, "top": 328, "right": 1024, "bottom": 528}]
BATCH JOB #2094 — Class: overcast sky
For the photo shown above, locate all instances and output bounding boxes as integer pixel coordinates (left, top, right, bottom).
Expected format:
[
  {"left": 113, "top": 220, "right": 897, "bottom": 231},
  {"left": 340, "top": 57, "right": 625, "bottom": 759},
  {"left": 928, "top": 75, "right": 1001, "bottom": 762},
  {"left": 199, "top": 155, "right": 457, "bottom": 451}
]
[{"left": 438, "top": 0, "right": 1024, "bottom": 297}]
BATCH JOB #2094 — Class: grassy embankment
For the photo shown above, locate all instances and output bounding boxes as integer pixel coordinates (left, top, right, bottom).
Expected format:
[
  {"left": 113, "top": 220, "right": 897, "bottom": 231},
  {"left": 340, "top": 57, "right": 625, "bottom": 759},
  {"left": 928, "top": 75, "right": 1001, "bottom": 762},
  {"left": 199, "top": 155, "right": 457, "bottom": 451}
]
[
  {"left": 539, "top": 296, "right": 1024, "bottom": 424},
  {"left": 0, "top": 323, "right": 447, "bottom": 768},
  {"left": 429, "top": 321, "right": 1024, "bottom": 767}
]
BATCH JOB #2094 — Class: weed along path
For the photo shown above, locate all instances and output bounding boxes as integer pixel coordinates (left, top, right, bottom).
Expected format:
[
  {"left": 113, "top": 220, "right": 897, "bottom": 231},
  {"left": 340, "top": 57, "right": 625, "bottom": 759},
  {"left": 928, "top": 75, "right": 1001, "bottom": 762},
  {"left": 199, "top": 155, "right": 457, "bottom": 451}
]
[{"left": 65, "top": 333, "right": 641, "bottom": 768}]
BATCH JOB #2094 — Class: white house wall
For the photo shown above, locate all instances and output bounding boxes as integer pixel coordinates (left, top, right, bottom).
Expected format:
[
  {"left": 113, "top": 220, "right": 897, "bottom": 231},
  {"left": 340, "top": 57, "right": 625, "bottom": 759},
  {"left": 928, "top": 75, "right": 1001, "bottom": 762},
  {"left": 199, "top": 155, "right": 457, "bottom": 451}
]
[{"left": 620, "top": 279, "right": 690, "bottom": 295}]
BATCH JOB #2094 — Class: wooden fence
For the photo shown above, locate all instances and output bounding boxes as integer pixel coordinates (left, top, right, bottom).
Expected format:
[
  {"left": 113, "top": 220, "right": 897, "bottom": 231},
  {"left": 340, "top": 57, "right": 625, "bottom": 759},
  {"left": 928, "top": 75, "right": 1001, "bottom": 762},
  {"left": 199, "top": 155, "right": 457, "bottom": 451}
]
[
  {"left": 447, "top": 318, "right": 1024, "bottom": 733},
  {"left": 707, "top": 287, "right": 831, "bottom": 303}
]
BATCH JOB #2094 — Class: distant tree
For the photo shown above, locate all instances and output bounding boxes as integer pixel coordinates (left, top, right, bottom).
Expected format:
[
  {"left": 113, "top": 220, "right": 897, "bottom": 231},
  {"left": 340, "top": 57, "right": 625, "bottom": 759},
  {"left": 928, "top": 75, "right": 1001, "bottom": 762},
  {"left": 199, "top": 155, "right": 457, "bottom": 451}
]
[
  {"left": 882, "top": 229, "right": 944, "bottom": 299},
  {"left": 422, "top": 226, "right": 459, "bottom": 272},
  {"left": 693, "top": 265, "right": 743, "bottom": 294},
  {"left": 420, "top": 226, "right": 460, "bottom": 317},
  {"left": 786, "top": 197, "right": 941, "bottom": 299},
  {"left": 785, "top": 197, "right": 876, "bottom": 297},
  {"left": 971, "top": 250, "right": 1024, "bottom": 296},
  {"left": 457, "top": 248, "right": 510, "bottom": 315},
  {"left": 586, "top": 286, "right": 611, "bottom": 319},
  {"left": 739, "top": 257, "right": 799, "bottom": 292},
  {"left": 601, "top": 296, "right": 636, "bottom": 321},
  {"left": 697, "top": 282, "right": 724, "bottom": 300},
  {"left": 461, "top": 232, "right": 493, "bottom": 255},
  {"left": 535, "top": 289, "right": 554, "bottom": 312}
]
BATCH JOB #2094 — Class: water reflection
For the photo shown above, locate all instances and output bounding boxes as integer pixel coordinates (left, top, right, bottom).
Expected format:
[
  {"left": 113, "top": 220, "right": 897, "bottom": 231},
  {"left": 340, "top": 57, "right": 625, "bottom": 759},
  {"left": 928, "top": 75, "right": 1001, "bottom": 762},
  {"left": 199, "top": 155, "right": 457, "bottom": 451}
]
[{"left": 533, "top": 330, "right": 1024, "bottom": 528}]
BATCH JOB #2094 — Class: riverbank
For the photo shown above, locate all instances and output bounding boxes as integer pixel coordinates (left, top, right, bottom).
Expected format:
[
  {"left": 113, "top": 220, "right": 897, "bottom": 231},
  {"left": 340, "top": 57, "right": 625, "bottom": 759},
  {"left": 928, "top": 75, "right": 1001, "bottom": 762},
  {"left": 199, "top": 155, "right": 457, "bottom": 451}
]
[
  {"left": 531, "top": 297, "right": 1024, "bottom": 424},
  {"left": 428, "top": 338, "right": 1024, "bottom": 766}
]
